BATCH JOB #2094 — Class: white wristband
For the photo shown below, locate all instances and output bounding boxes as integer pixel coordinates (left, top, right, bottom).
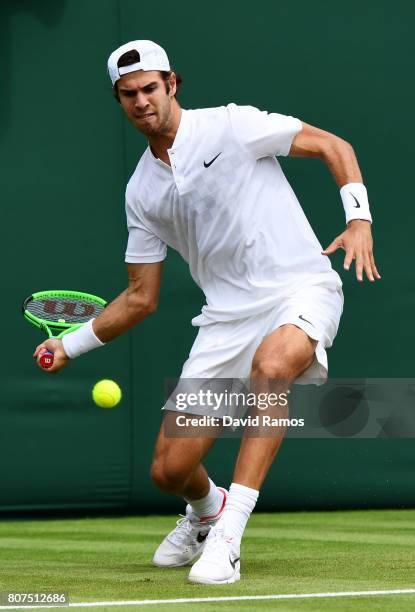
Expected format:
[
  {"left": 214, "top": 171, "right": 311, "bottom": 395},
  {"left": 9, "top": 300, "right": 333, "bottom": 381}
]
[
  {"left": 340, "top": 183, "right": 372, "bottom": 224},
  {"left": 61, "top": 318, "right": 105, "bottom": 359}
]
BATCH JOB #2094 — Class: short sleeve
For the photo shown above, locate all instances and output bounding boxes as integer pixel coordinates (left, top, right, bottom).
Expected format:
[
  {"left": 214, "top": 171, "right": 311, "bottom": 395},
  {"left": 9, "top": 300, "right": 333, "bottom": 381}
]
[
  {"left": 227, "top": 103, "right": 302, "bottom": 159},
  {"left": 125, "top": 197, "right": 167, "bottom": 264}
]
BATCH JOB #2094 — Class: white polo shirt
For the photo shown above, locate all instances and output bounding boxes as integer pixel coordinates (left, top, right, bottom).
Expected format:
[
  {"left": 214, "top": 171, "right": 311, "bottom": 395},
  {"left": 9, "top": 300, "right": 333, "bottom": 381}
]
[{"left": 125, "top": 104, "right": 342, "bottom": 325}]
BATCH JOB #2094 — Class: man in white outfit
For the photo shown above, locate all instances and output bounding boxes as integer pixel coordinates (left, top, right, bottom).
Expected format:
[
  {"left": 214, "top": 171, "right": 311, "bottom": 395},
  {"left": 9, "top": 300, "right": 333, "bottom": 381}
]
[{"left": 34, "top": 40, "right": 380, "bottom": 585}]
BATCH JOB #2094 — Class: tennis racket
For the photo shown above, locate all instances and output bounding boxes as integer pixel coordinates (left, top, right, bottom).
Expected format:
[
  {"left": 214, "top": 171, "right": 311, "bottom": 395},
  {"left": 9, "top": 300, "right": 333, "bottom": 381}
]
[{"left": 23, "top": 290, "right": 107, "bottom": 369}]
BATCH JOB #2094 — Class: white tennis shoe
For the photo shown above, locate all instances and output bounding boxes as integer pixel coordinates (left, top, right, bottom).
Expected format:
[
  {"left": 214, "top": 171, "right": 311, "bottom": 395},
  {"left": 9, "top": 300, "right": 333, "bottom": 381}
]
[
  {"left": 188, "top": 524, "right": 241, "bottom": 584},
  {"left": 152, "top": 488, "right": 227, "bottom": 567}
]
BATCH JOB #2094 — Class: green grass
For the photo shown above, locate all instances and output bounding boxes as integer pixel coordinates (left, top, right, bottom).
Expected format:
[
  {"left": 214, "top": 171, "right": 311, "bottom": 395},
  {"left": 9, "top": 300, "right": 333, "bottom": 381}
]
[{"left": 0, "top": 510, "right": 414, "bottom": 610}]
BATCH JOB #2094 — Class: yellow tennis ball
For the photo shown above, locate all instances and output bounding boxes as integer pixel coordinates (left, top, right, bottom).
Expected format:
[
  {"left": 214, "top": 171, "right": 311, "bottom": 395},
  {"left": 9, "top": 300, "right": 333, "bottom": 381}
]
[{"left": 92, "top": 379, "right": 122, "bottom": 408}]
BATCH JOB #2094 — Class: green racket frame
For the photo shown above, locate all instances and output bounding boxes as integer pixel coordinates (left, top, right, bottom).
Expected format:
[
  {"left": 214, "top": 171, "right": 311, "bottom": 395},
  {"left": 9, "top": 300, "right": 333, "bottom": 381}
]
[{"left": 22, "top": 290, "right": 107, "bottom": 339}]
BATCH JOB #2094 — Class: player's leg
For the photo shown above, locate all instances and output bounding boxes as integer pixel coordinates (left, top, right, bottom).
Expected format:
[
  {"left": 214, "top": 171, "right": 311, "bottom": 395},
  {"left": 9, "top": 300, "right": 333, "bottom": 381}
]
[
  {"left": 152, "top": 317, "right": 239, "bottom": 568},
  {"left": 189, "top": 324, "right": 316, "bottom": 584},
  {"left": 151, "top": 412, "right": 227, "bottom": 567},
  {"left": 233, "top": 324, "right": 316, "bottom": 488},
  {"left": 151, "top": 411, "right": 218, "bottom": 497}
]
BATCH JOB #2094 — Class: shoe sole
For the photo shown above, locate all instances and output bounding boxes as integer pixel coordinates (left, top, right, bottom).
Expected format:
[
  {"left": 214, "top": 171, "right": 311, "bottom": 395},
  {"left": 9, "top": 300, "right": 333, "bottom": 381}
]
[{"left": 188, "top": 571, "right": 240, "bottom": 585}]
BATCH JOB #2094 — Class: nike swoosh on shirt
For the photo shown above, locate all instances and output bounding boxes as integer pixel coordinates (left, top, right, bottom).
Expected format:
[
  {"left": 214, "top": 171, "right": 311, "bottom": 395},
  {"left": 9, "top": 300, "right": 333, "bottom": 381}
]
[
  {"left": 350, "top": 193, "right": 361, "bottom": 208},
  {"left": 299, "top": 314, "right": 314, "bottom": 327},
  {"left": 204, "top": 152, "right": 222, "bottom": 168}
]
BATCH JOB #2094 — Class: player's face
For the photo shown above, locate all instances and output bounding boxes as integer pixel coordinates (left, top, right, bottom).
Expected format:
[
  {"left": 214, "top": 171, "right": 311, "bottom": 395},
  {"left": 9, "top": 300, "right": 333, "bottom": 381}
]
[{"left": 117, "top": 71, "right": 175, "bottom": 136}]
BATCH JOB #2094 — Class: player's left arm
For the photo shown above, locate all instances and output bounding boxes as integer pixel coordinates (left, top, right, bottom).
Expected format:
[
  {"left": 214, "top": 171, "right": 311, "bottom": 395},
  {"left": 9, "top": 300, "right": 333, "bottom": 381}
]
[{"left": 289, "top": 122, "right": 380, "bottom": 283}]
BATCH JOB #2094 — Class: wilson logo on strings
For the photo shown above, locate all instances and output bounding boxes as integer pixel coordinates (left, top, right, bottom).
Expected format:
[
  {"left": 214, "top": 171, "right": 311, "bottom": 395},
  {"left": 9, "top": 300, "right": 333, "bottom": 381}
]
[{"left": 42, "top": 301, "right": 95, "bottom": 317}]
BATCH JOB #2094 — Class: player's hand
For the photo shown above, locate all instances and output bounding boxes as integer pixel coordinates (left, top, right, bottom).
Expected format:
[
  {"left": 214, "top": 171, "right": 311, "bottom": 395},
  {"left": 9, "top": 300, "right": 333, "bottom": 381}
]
[
  {"left": 322, "top": 220, "right": 381, "bottom": 282},
  {"left": 33, "top": 338, "right": 69, "bottom": 373}
]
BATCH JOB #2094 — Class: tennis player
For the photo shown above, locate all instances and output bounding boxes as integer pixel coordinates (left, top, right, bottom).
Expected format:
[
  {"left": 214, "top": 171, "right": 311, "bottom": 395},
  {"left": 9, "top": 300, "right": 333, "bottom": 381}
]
[{"left": 34, "top": 40, "right": 380, "bottom": 585}]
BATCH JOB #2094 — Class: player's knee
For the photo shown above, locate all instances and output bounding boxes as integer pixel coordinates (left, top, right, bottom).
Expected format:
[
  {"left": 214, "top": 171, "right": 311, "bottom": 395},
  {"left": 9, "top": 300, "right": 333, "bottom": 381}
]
[
  {"left": 150, "top": 459, "right": 190, "bottom": 494},
  {"left": 251, "top": 357, "right": 293, "bottom": 383}
]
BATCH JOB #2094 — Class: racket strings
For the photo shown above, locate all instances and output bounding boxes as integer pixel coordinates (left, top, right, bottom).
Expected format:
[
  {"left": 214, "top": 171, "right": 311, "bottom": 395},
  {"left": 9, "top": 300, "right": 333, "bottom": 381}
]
[{"left": 26, "top": 297, "right": 105, "bottom": 324}]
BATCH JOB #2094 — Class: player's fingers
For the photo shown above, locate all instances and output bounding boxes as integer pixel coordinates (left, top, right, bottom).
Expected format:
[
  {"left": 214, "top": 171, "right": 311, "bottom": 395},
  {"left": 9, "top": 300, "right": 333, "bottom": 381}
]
[
  {"left": 33, "top": 343, "right": 47, "bottom": 358},
  {"left": 363, "top": 254, "right": 375, "bottom": 282},
  {"left": 343, "top": 248, "right": 355, "bottom": 271},
  {"left": 355, "top": 251, "right": 364, "bottom": 282},
  {"left": 36, "top": 347, "right": 48, "bottom": 358},
  {"left": 33, "top": 344, "right": 43, "bottom": 357},
  {"left": 370, "top": 252, "right": 382, "bottom": 279},
  {"left": 322, "top": 237, "right": 343, "bottom": 255}
]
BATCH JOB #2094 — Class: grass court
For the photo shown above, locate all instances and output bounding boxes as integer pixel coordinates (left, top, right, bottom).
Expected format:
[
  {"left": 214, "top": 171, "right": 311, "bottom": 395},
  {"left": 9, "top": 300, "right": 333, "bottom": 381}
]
[{"left": 0, "top": 509, "right": 414, "bottom": 610}]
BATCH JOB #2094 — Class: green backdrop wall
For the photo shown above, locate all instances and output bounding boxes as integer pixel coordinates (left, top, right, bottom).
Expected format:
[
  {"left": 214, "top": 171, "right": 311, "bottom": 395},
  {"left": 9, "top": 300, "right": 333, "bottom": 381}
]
[{"left": 0, "top": 0, "right": 412, "bottom": 513}]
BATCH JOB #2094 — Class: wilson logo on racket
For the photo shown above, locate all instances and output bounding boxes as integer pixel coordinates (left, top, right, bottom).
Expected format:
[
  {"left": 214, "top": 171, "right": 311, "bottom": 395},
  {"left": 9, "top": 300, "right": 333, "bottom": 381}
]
[
  {"left": 42, "top": 300, "right": 96, "bottom": 318},
  {"left": 23, "top": 290, "right": 107, "bottom": 370}
]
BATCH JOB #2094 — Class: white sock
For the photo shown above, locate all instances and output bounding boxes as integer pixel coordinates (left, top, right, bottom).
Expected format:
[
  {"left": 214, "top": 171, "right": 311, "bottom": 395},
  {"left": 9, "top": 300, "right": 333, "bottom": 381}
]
[
  {"left": 218, "top": 482, "right": 259, "bottom": 545},
  {"left": 184, "top": 478, "right": 226, "bottom": 521}
]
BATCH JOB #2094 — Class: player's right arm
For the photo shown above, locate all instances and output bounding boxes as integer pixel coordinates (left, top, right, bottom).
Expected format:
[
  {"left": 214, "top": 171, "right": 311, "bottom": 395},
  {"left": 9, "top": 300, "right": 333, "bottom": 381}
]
[
  {"left": 34, "top": 262, "right": 163, "bottom": 371},
  {"left": 93, "top": 261, "right": 163, "bottom": 342}
]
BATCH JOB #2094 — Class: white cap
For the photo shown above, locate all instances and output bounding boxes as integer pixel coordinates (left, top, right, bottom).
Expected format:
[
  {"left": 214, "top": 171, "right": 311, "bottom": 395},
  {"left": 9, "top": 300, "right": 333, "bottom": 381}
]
[{"left": 107, "top": 40, "right": 170, "bottom": 86}]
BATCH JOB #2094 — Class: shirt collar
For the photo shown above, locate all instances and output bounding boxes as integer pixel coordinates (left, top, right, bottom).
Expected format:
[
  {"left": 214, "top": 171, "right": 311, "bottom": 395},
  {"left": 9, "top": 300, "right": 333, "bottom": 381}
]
[
  {"left": 147, "top": 108, "right": 190, "bottom": 167},
  {"left": 168, "top": 108, "right": 190, "bottom": 151}
]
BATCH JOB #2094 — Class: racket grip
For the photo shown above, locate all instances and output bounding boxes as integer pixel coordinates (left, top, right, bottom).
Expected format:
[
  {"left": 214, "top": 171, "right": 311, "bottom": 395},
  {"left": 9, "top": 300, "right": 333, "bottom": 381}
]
[{"left": 39, "top": 351, "right": 54, "bottom": 369}]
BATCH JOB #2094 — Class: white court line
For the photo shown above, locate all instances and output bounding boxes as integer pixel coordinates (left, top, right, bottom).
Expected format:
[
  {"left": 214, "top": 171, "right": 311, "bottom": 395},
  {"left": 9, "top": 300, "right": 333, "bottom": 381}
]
[{"left": 1, "top": 588, "right": 415, "bottom": 609}]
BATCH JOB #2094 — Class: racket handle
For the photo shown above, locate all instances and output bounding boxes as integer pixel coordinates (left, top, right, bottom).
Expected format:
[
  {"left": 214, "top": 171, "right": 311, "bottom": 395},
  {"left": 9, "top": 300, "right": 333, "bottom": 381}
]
[{"left": 39, "top": 351, "right": 54, "bottom": 369}]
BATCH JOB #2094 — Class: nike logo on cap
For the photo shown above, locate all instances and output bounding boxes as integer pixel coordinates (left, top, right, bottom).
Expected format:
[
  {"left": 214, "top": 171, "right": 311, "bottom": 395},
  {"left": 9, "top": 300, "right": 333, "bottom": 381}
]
[
  {"left": 204, "top": 152, "right": 222, "bottom": 168},
  {"left": 350, "top": 193, "right": 361, "bottom": 208}
]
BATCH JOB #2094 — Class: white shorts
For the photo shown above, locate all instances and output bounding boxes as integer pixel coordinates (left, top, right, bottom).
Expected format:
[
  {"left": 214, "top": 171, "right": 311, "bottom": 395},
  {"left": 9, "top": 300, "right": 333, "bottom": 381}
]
[
  {"left": 163, "top": 283, "right": 343, "bottom": 417},
  {"left": 181, "top": 282, "right": 343, "bottom": 382}
]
